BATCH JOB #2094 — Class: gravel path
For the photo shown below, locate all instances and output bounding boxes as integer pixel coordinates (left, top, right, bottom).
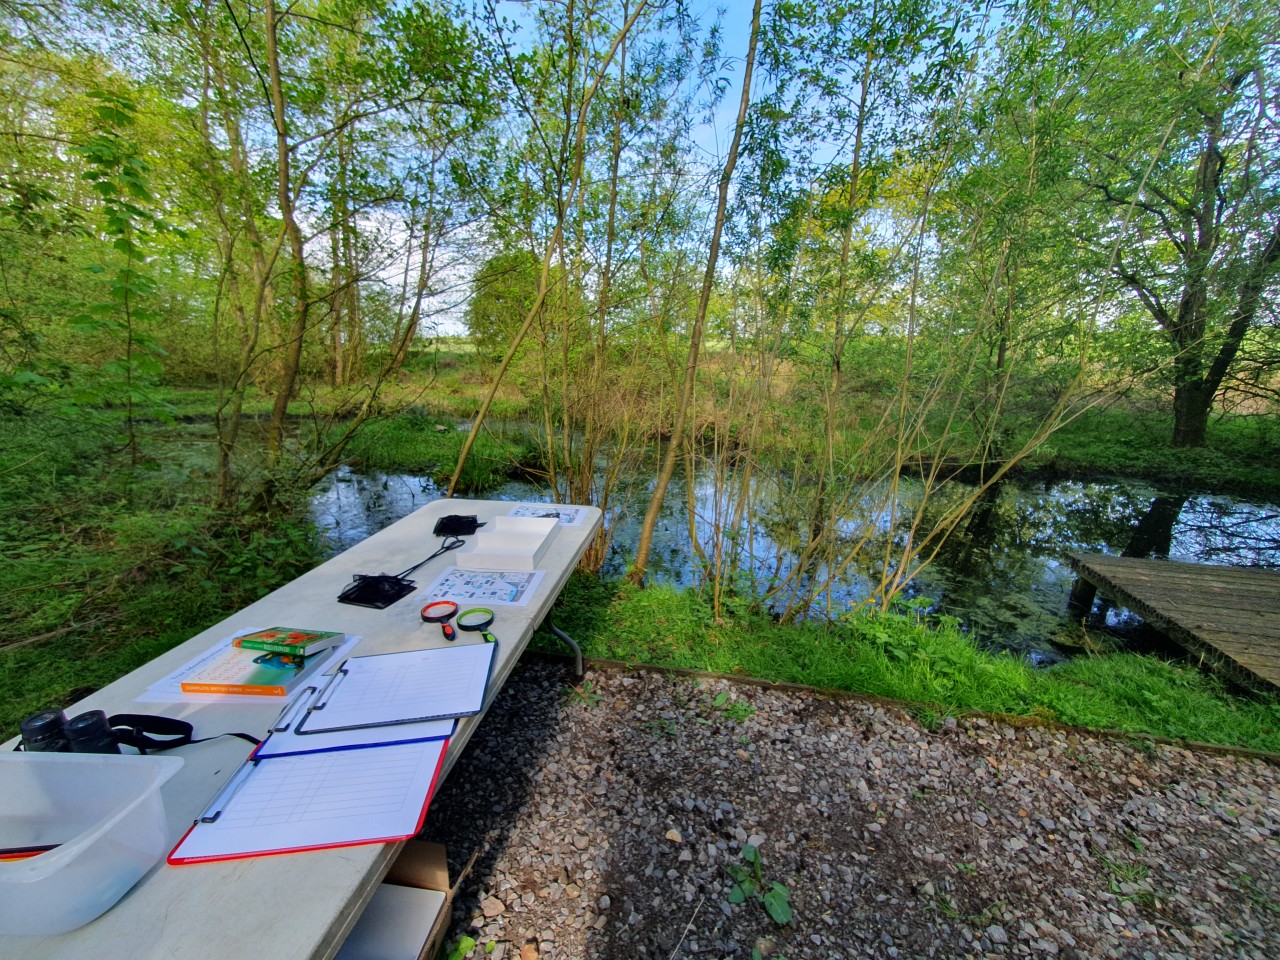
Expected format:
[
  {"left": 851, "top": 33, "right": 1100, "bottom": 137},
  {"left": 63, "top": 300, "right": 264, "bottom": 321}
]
[{"left": 422, "top": 658, "right": 1280, "bottom": 960}]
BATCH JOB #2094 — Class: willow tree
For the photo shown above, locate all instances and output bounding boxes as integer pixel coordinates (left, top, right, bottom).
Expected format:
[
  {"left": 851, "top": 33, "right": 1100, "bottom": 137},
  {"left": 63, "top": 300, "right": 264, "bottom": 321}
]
[
  {"left": 446, "top": 0, "right": 663, "bottom": 532},
  {"left": 628, "top": 0, "right": 764, "bottom": 584},
  {"left": 1024, "top": 0, "right": 1280, "bottom": 446}
]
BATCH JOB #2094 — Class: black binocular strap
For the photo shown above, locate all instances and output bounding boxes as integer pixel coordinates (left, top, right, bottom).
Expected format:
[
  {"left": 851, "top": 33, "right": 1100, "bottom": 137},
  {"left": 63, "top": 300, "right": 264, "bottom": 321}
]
[
  {"left": 108, "top": 714, "right": 260, "bottom": 754},
  {"left": 11, "top": 715, "right": 260, "bottom": 754}
]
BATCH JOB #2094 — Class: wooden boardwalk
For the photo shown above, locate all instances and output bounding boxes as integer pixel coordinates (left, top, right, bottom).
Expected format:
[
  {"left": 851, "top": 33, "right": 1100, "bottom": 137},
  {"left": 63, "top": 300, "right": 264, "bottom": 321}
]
[{"left": 1067, "top": 553, "right": 1280, "bottom": 692}]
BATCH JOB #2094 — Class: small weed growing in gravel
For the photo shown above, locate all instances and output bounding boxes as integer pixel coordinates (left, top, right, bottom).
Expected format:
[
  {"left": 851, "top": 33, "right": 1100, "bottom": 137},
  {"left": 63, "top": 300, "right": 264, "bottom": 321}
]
[
  {"left": 1099, "top": 855, "right": 1154, "bottom": 904},
  {"left": 1101, "top": 857, "right": 1149, "bottom": 885},
  {"left": 911, "top": 706, "right": 942, "bottom": 730},
  {"left": 566, "top": 679, "right": 603, "bottom": 707},
  {"left": 445, "top": 935, "right": 476, "bottom": 960},
  {"left": 646, "top": 717, "right": 677, "bottom": 737},
  {"left": 1237, "top": 873, "right": 1280, "bottom": 915},
  {"left": 710, "top": 690, "right": 756, "bottom": 723},
  {"left": 727, "top": 844, "right": 793, "bottom": 925}
]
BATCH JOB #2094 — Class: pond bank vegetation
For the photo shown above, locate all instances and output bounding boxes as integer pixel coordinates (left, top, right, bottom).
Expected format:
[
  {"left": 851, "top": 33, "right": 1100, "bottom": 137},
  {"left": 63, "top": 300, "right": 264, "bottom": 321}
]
[
  {"left": 5, "top": 400, "right": 1278, "bottom": 753},
  {"left": 3, "top": 2, "right": 1278, "bottom": 751},
  {"left": 545, "top": 578, "right": 1280, "bottom": 753}
]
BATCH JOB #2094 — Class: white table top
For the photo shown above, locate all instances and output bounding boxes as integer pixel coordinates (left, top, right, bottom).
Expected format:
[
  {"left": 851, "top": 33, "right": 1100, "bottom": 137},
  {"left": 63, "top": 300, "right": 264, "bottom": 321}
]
[{"left": 2, "top": 498, "right": 601, "bottom": 960}]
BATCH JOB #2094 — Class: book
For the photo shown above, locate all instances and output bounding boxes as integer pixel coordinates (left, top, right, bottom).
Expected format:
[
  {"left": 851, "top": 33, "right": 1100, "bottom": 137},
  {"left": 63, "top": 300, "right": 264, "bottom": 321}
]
[
  {"left": 179, "top": 646, "right": 315, "bottom": 697},
  {"left": 231, "top": 626, "right": 345, "bottom": 657}
]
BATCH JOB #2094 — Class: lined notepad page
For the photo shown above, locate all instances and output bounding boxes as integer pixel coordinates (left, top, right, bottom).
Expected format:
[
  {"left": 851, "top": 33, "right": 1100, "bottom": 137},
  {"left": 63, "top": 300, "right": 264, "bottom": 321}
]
[
  {"left": 169, "top": 740, "right": 446, "bottom": 863},
  {"left": 298, "top": 643, "right": 496, "bottom": 734}
]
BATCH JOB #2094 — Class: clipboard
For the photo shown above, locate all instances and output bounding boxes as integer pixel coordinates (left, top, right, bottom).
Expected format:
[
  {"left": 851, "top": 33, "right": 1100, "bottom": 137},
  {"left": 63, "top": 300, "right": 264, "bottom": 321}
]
[
  {"left": 168, "top": 739, "right": 448, "bottom": 864},
  {"left": 254, "top": 713, "right": 455, "bottom": 760},
  {"left": 295, "top": 643, "right": 497, "bottom": 735}
]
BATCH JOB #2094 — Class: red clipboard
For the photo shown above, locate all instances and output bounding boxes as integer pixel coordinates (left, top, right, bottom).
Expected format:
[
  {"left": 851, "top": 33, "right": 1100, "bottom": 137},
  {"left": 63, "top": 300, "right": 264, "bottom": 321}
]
[{"left": 168, "top": 739, "right": 448, "bottom": 864}]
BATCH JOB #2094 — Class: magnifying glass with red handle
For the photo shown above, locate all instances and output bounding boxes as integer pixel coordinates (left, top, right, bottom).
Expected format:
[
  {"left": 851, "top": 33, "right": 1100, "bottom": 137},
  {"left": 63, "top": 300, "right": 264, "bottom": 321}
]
[{"left": 420, "top": 599, "right": 459, "bottom": 641}]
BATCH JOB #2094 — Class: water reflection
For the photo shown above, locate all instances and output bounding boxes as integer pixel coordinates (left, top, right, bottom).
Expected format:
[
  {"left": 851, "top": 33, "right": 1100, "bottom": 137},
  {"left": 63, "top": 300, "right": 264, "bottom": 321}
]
[{"left": 310, "top": 466, "right": 1280, "bottom": 657}]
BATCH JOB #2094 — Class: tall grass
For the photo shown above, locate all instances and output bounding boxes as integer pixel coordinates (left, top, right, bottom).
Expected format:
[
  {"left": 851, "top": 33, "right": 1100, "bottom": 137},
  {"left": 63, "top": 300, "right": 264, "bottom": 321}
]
[{"left": 0, "top": 412, "right": 323, "bottom": 738}]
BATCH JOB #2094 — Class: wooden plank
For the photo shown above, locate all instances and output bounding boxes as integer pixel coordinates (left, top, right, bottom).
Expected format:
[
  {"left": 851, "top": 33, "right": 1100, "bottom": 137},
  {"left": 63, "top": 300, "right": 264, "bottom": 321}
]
[{"left": 1067, "top": 553, "right": 1280, "bottom": 692}]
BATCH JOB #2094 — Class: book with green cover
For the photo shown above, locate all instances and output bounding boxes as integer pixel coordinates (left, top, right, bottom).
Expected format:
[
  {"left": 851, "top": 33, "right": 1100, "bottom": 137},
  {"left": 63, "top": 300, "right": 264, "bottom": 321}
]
[
  {"left": 179, "top": 646, "right": 316, "bottom": 697},
  {"left": 231, "top": 627, "right": 345, "bottom": 657}
]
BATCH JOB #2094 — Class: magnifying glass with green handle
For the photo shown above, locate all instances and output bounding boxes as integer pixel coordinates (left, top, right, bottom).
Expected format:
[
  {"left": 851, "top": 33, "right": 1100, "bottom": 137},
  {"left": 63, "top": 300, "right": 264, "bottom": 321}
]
[{"left": 456, "top": 607, "right": 498, "bottom": 644}]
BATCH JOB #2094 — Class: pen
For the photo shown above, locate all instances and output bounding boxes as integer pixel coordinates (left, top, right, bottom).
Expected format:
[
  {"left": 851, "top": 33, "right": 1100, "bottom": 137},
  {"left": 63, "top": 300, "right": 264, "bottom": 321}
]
[
  {"left": 0, "top": 844, "right": 59, "bottom": 862},
  {"left": 198, "top": 760, "right": 257, "bottom": 823}
]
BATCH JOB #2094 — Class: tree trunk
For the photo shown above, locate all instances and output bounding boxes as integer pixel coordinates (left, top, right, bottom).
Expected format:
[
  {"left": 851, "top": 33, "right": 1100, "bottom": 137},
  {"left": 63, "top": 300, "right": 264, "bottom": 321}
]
[
  {"left": 628, "top": 0, "right": 762, "bottom": 584},
  {"left": 264, "top": 0, "right": 311, "bottom": 459},
  {"left": 1171, "top": 380, "right": 1211, "bottom": 447}
]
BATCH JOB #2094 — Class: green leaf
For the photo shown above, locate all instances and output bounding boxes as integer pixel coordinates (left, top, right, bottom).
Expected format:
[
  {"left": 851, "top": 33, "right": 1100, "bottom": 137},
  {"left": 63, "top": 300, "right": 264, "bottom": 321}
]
[
  {"left": 445, "top": 936, "right": 476, "bottom": 960},
  {"left": 713, "top": 691, "right": 729, "bottom": 708},
  {"left": 741, "top": 843, "right": 759, "bottom": 864},
  {"left": 763, "top": 882, "right": 793, "bottom": 925},
  {"left": 728, "top": 883, "right": 747, "bottom": 904}
]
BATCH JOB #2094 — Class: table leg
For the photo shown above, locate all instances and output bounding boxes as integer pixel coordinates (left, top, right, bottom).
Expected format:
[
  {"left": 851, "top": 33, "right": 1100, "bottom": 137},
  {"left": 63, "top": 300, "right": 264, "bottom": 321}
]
[{"left": 544, "top": 618, "right": 584, "bottom": 678}]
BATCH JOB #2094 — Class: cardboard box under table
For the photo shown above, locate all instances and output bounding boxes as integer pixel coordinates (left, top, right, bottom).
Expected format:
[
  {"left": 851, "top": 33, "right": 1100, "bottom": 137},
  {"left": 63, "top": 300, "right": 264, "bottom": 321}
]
[
  {"left": 335, "top": 842, "right": 454, "bottom": 960},
  {"left": 0, "top": 498, "right": 601, "bottom": 960}
]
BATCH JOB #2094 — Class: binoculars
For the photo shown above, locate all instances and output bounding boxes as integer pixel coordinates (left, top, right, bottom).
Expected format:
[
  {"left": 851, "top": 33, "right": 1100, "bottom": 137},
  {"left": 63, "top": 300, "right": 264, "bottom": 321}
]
[{"left": 19, "top": 709, "right": 122, "bottom": 755}]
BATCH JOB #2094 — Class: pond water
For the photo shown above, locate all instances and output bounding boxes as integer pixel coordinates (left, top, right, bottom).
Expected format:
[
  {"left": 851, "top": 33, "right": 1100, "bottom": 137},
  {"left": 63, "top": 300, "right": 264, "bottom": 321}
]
[{"left": 310, "top": 459, "right": 1280, "bottom": 662}]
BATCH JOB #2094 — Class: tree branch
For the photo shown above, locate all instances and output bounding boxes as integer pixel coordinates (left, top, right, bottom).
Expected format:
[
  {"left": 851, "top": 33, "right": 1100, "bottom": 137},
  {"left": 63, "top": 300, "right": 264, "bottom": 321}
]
[
  {"left": 1112, "top": 260, "right": 1172, "bottom": 330},
  {"left": 1203, "top": 220, "right": 1280, "bottom": 395},
  {"left": 1091, "top": 182, "right": 1185, "bottom": 254}
]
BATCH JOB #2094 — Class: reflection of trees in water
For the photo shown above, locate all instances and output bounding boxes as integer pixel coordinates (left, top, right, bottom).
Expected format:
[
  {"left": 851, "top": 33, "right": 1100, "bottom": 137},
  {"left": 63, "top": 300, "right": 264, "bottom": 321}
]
[
  {"left": 314, "top": 465, "right": 1280, "bottom": 650},
  {"left": 860, "top": 482, "right": 1279, "bottom": 650},
  {"left": 1120, "top": 494, "right": 1187, "bottom": 559},
  {"left": 1167, "top": 499, "right": 1280, "bottom": 568}
]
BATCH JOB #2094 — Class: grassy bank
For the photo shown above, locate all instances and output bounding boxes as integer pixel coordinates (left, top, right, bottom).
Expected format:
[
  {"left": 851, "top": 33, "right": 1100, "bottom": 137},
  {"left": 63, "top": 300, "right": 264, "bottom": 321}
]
[
  {"left": 543, "top": 577, "right": 1280, "bottom": 752},
  {"left": 336, "top": 415, "right": 542, "bottom": 492},
  {"left": 0, "top": 411, "right": 323, "bottom": 739},
  {"left": 1032, "top": 407, "right": 1280, "bottom": 496},
  {"left": 329, "top": 363, "right": 1280, "bottom": 498}
]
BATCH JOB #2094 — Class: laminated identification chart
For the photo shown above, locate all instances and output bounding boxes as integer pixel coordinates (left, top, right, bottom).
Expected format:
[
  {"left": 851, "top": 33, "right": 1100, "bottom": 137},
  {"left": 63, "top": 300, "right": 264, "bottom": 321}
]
[
  {"left": 421, "top": 566, "right": 546, "bottom": 606},
  {"left": 507, "top": 503, "right": 588, "bottom": 526},
  {"left": 168, "top": 740, "right": 447, "bottom": 863}
]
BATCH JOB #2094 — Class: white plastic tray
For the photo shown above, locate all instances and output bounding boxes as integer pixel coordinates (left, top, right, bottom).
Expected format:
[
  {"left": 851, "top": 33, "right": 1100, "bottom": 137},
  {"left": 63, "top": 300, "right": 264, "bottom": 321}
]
[{"left": 0, "top": 752, "right": 183, "bottom": 935}]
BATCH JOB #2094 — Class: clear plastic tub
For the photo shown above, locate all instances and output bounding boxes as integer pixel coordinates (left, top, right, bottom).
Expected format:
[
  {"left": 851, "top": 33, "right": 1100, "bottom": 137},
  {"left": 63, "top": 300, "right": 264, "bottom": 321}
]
[{"left": 0, "top": 752, "right": 183, "bottom": 935}]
